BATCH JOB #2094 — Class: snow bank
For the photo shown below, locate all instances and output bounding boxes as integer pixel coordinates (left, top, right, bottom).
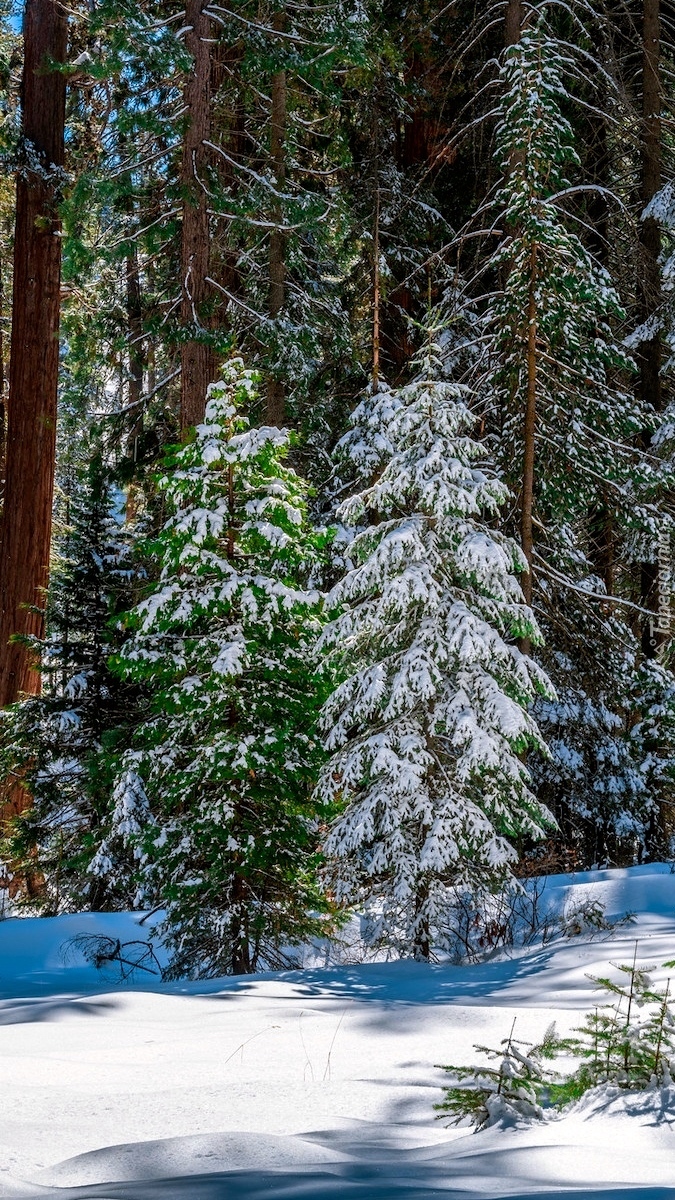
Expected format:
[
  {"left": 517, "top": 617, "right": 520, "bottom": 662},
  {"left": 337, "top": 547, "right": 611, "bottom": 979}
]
[{"left": 1, "top": 866, "right": 675, "bottom": 1199}]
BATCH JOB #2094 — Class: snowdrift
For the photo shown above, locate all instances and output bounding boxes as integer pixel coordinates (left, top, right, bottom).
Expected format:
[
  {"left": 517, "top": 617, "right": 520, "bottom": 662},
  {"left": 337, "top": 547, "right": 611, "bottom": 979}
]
[{"left": 1, "top": 865, "right": 675, "bottom": 1199}]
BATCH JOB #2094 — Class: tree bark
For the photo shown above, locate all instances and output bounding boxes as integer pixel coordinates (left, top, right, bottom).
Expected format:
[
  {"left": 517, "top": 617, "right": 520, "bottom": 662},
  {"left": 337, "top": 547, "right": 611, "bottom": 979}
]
[
  {"left": 180, "top": 0, "right": 217, "bottom": 435},
  {"left": 266, "top": 10, "right": 287, "bottom": 427},
  {"left": 638, "top": 0, "right": 670, "bottom": 860},
  {"left": 520, "top": 243, "right": 538, "bottom": 640},
  {"left": 586, "top": 85, "right": 614, "bottom": 598},
  {"left": 505, "top": 0, "right": 522, "bottom": 46},
  {"left": 0, "top": 0, "right": 67, "bottom": 709},
  {"left": 638, "top": 0, "right": 663, "bottom": 658},
  {"left": 0, "top": 237, "right": 6, "bottom": 510},
  {"left": 372, "top": 181, "right": 381, "bottom": 388},
  {"left": 124, "top": 221, "right": 144, "bottom": 524},
  {"left": 127, "top": 238, "right": 144, "bottom": 415}
]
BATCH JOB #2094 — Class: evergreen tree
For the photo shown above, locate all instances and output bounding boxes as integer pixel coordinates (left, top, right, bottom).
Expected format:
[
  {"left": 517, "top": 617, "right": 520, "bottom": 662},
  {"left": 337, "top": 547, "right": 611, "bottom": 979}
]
[
  {"left": 489, "top": 17, "right": 648, "bottom": 580},
  {"left": 0, "top": 449, "right": 142, "bottom": 912},
  {"left": 316, "top": 317, "right": 554, "bottom": 961},
  {"left": 113, "top": 359, "right": 331, "bottom": 977},
  {"left": 436, "top": 1021, "right": 560, "bottom": 1129},
  {"left": 483, "top": 15, "right": 669, "bottom": 865},
  {"left": 550, "top": 948, "right": 675, "bottom": 1099},
  {"left": 531, "top": 605, "right": 653, "bottom": 867}
]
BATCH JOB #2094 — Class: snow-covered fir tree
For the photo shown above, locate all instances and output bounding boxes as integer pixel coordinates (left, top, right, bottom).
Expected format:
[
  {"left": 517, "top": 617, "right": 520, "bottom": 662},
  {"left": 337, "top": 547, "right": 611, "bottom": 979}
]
[
  {"left": 484, "top": 16, "right": 668, "bottom": 864},
  {"left": 0, "top": 449, "right": 142, "bottom": 912},
  {"left": 489, "top": 18, "right": 647, "bottom": 539},
  {"left": 316, "top": 318, "right": 555, "bottom": 961},
  {"left": 530, "top": 601, "right": 652, "bottom": 867},
  {"left": 112, "top": 359, "right": 331, "bottom": 977}
]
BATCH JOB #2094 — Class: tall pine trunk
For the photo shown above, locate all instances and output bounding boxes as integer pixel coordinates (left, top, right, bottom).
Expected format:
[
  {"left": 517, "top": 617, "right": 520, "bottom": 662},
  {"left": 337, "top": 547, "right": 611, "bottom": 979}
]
[
  {"left": 0, "top": 0, "right": 67, "bottom": 709},
  {"left": 266, "top": 10, "right": 287, "bottom": 426},
  {"left": 124, "top": 206, "right": 144, "bottom": 524},
  {"left": 639, "top": 0, "right": 663, "bottom": 656},
  {"left": 521, "top": 243, "right": 538, "bottom": 622},
  {"left": 587, "top": 88, "right": 614, "bottom": 597},
  {"left": 502, "top": 2, "right": 536, "bottom": 640},
  {"left": 505, "top": 0, "right": 522, "bottom": 46},
  {"left": 638, "top": 0, "right": 669, "bottom": 859},
  {"left": 180, "top": 0, "right": 217, "bottom": 434}
]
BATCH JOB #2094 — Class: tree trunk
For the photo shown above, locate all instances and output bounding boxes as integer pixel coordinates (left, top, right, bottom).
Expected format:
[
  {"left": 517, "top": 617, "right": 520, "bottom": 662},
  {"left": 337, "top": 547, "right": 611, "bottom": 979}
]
[
  {"left": 505, "top": 0, "right": 522, "bottom": 46},
  {"left": 124, "top": 223, "right": 144, "bottom": 523},
  {"left": 230, "top": 869, "right": 252, "bottom": 974},
  {"left": 371, "top": 96, "right": 382, "bottom": 389},
  {"left": 127, "top": 238, "right": 144, "bottom": 415},
  {"left": 180, "top": 0, "right": 217, "bottom": 434},
  {"left": 638, "top": 0, "right": 670, "bottom": 860},
  {"left": 586, "top": 87, "right": 614, "bottom": 599},
  {"left": 266, "top": 10, "right": 287, "bottom": 427},
  {"left": 0, "top": 236, "right": 6, "bottom": 510},
  {"left": 0, "top": 0, "right": 67, "bottom": 709},
  {"left": 372, "top": 181, "right": 381, "bottom": 387},
  {"left": 413, "top": 867, "right": 430, "bottom": 962},
  {"left": 639, "top": 0, "right": 664, "bottom": 658},
  {"left": 520, "top": 243, "right": 538, "bottom": 647}
]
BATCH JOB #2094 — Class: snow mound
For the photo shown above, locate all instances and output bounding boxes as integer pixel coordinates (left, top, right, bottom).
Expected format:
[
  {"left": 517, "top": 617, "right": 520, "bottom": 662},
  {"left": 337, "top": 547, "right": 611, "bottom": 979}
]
[{"left": 2, "top": 866, "right": 675, "bottom": 1199}]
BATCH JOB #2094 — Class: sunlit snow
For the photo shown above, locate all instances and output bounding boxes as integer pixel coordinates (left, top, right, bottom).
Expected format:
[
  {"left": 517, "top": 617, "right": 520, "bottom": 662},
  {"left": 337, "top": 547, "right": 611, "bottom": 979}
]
[{"left": 1, "top": 866, "right": 675, "bottom": 1198}]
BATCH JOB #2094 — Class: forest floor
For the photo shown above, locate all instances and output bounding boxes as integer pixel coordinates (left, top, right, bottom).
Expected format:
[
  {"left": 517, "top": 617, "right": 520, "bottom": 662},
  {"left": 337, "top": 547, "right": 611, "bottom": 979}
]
[{"left": 1, "top": 867, "right": 675, "bottom": 1199}]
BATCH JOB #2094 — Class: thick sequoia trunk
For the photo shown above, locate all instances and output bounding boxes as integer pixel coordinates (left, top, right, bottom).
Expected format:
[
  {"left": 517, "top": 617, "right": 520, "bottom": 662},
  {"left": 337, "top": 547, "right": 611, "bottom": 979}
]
[
  {"left": 180, "top": 0, "right": 217, "bottom": 434},
  {"left": 0, "top": 245, "right": 5, "bottom": 509},
  {"left": 266, "top": 10, "right": 287, "bottom": 427},
  {"left": 0, "top": 0, "right": 67, "bottom": 709}
]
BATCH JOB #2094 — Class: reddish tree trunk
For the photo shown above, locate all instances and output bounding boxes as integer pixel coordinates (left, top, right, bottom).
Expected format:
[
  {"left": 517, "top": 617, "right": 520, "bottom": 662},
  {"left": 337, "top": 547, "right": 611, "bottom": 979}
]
[
  {"left": 180, "top": 0, "right": 217, "bottom": 434},
  {"left": 0, "top": 0, "right": 67, "bottom": 709}
]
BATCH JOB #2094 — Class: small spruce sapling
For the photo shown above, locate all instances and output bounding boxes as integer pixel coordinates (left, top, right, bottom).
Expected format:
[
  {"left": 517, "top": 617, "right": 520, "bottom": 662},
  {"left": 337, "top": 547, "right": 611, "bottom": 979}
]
[
  {"left": 550, "top": 944, "right": 675, "bottom": 1103},
  {"left": 435, "top": 1021, "right": 561, "bottom": 1129}
]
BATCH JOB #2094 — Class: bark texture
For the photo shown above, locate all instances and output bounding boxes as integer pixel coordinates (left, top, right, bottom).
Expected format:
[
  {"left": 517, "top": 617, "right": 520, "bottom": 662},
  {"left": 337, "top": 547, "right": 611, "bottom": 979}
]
[
  {"left": 586, "top": 84, "right": 614, "bottom": 598},
  {"left": 266, "top": 10, "right": 288, "bottom": 426},
  {"left": 521, "top": 244, "right": 538, "bottom": 625},
  {"left": 0, "top": 0, "right": 66, "bottom": 709},
  {"left": 639, "top": 0, "right": 663, "bottom": 658},
  {"left": 124, "top": 225, "right": 144, "bottom": 524},
  {"left": 505, "top": 0, "right": 522, "bottom": 46},
  {"left": 180, "top": 0, "right": 217, "bottom": 434}
]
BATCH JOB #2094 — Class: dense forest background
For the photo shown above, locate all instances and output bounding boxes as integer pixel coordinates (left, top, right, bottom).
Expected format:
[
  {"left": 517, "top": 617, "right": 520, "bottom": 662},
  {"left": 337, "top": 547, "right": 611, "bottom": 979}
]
[{"left": 0, "top": 0, "right": 674, "bottom": 977}]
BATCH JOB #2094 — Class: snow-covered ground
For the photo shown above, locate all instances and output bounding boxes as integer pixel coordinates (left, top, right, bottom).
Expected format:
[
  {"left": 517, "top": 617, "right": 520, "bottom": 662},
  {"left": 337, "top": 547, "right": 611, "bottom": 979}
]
[{"left": 2, "top": 866, "right": 675, "bottom": 1199}]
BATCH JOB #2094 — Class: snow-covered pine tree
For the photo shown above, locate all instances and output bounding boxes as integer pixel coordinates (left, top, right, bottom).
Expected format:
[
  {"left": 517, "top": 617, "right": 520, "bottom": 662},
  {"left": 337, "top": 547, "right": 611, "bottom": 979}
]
[
  {"left": 530, "top": 605, "right": 652, "bottom": 867},
  {"left": 490, "top": 16, "right": 647, "bottom": 574},
  {"left": 112, "top": 359, "right": 330, "bottom": 978},
  {"left": 485, "top": 16, "right": 667, "bottom": 865},
  {"left": 316, "top": 316, "right": 555, "bottom": 961},
  {"left": 0, "top": 448, "right": 141, "bottom": 912}
]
